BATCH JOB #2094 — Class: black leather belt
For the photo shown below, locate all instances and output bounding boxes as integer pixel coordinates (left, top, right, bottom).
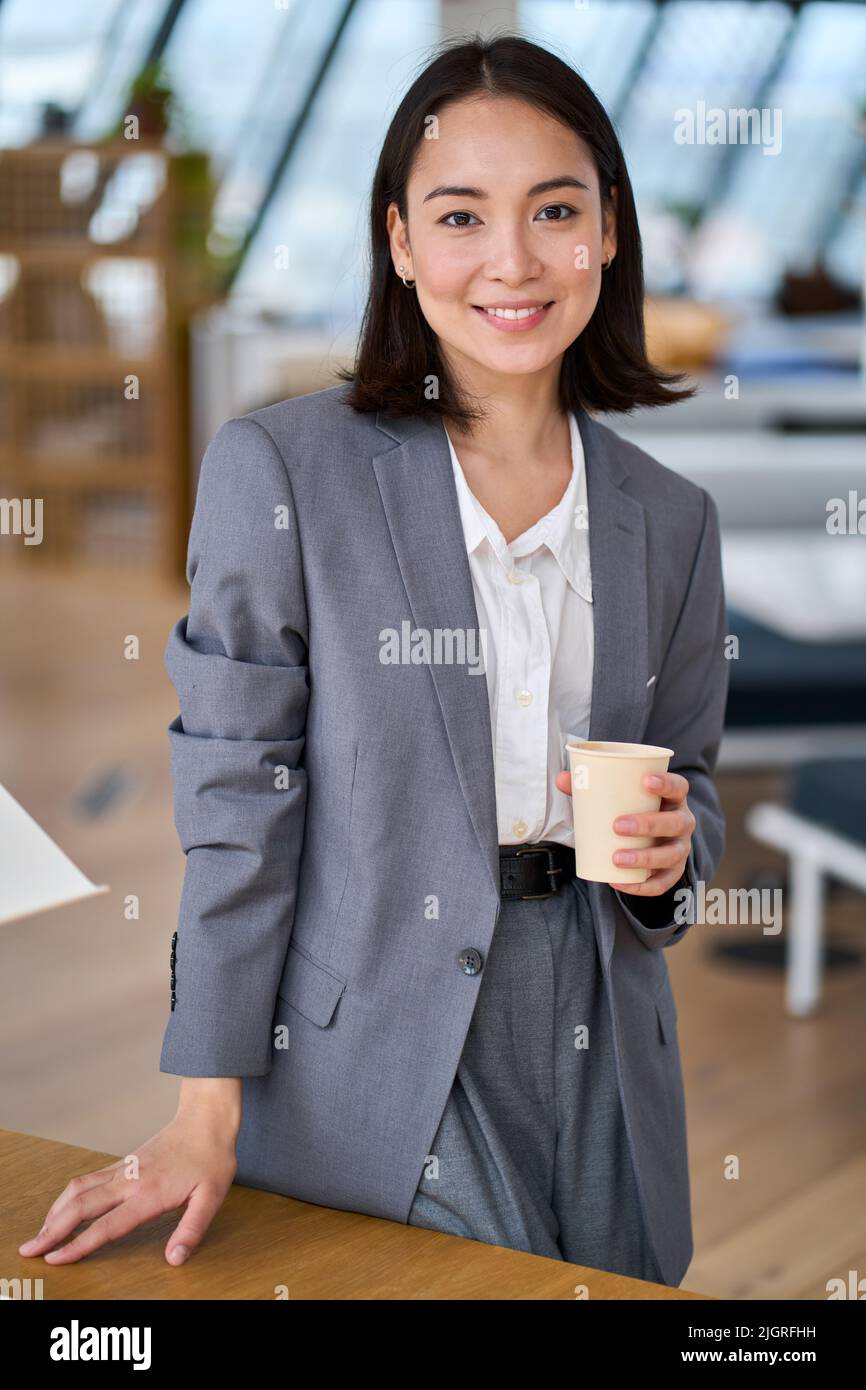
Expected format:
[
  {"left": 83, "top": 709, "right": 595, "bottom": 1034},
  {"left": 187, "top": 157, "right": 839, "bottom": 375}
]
[{"left": 499, "top": 840, "right": 577, "bottom": 900}]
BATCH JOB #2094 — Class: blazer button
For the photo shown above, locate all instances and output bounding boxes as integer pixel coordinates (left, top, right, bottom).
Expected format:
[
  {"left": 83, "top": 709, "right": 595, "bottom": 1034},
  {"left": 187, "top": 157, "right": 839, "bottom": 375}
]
[{"left": 458, "top": 947, "right": 483, "bottom": 975}]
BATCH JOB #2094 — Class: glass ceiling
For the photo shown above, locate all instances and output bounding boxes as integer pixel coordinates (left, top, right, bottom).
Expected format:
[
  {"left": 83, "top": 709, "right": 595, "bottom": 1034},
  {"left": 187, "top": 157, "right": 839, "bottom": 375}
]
[
  {"left": 0, "top": 0, "right": 164, "bottom": 146},
  {"left": 0, "top": 0, "right": 863, "bottom": 332}
]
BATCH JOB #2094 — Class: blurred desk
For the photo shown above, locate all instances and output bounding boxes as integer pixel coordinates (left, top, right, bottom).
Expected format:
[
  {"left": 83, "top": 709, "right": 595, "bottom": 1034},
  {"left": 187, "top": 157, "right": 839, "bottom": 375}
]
[
  {"left": 721, "top": 531, "right": 866, "bottom": 642},
  {"left": 610, "top": 423, "right": 866, "bottom": 769},
  {"left": 612, "top": 428, "right": 866, "bottom": 532},
  {"left": 0, "top": 1129, "right": 708, "bottom": 1300}
]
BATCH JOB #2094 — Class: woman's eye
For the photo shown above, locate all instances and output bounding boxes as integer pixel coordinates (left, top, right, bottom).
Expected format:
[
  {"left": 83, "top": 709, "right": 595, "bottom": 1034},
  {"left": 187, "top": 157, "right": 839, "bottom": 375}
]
[
  {"left": 536, "top": 204, "right": 576, "bottom": 221},
  {"left": 439, "top": 204, "right": 575, "bottom": 226},
  {"left": 440, "top": 210, "right": 480, "bottom": 227}
]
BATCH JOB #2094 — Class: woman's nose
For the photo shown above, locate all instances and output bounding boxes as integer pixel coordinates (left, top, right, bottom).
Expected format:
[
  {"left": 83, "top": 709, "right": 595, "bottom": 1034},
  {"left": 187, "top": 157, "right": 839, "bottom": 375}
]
[{"left": 483, "top": 227, "right": 544, "bottom": 284}]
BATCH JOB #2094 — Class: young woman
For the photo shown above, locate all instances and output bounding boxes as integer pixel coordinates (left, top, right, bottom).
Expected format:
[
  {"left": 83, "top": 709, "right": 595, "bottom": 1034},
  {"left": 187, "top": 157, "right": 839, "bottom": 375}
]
[{"left": 19, "top": 35, "right": 728, "bottom": 1289}]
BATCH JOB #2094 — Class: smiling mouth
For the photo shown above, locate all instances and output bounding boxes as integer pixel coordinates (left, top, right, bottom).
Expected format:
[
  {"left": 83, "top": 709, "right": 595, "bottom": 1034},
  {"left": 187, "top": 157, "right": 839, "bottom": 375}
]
[
  {"left": 475, "top": 300, "right": 556, "bottom": 318},
  {"left": 471, "top": 301, "right": 555, "bottom": 331}
]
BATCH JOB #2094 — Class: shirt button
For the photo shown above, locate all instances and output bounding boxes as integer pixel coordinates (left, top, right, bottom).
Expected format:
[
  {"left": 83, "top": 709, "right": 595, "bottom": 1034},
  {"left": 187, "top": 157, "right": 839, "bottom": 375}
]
[
  {"left": 512, "top": 819, "right": 528, "bottom": 837},
  {"left": 506, "top": 570, "right": 524, "bottom": 584},
  {"left": 515, "top": 689, "right": 533, "bottom": 706}
]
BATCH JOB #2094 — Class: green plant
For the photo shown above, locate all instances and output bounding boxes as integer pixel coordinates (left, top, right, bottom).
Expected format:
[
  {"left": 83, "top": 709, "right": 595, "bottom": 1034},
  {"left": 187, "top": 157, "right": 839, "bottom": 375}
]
[{"left": 109, "top": 58, "right": 193, "bottom": 144}]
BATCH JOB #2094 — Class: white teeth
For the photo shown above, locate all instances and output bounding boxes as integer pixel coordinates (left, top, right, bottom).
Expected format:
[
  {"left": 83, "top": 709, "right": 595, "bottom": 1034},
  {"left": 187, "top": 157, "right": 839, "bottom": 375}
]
[{"left": 484, "top": 304, "right": 545, "bottom": 319}]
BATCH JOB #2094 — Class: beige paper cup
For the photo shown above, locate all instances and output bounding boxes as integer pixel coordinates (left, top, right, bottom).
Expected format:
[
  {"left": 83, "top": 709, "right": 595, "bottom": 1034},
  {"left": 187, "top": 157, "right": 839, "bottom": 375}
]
[{"left": 565, "top": 740, "right": 674, "bottom": 884}]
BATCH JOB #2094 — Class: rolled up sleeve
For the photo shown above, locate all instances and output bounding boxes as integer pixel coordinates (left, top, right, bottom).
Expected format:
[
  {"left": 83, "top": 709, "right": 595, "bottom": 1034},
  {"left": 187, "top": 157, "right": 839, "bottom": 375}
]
[{"left": 159, "top": 416, "right": 309, "bottom": 1077}]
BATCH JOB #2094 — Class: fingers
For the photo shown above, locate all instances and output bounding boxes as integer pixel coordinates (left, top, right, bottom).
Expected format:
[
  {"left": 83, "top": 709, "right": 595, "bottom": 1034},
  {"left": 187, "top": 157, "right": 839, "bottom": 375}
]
[
  {"left": 609, "top": 862, "right": 687, "bottom": 897},
  {"left": 613, "top": 807, "right": 696, "bottom": 839},
  {"left": 42, "top": 1196, "right": 156, "bottom": 1264},
  {"left": 644, "top": 770, "right": 689, "bottom": 801},
  {"left": 22, "top": 1182, "right": 127, "bottom": 1263},
  {"left": 557, "top": 769, "right": 690, "bottom": 806},
  {"left": 165, "top": 1183, "right": 225, "bottom": 1266},
  {"left": 613, "top": 836, "right": 690, "bottom": 873},
  {"left": 19, "top": 1167, "right": 121, "bottom": 1257}
]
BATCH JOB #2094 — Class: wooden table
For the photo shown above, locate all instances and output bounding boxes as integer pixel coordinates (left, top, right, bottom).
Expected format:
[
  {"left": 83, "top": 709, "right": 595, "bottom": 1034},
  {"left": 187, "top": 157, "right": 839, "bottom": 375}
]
[{"left": 1, "top": 1130, "right": 710, "bottom": 1300}]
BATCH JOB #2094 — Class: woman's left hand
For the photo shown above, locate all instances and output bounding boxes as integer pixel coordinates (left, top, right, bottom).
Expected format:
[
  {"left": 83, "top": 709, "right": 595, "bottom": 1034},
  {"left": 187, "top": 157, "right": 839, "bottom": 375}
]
[{"left": 554, "top": 769, "right": 695, "bottom": 897}]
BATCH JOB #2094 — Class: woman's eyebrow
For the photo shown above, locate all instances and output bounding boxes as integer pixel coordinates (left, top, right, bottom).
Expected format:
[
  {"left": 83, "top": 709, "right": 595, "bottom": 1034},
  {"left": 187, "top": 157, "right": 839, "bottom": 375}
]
[{"left": 422, "top": 175, "right": 590, "bottom": 203}]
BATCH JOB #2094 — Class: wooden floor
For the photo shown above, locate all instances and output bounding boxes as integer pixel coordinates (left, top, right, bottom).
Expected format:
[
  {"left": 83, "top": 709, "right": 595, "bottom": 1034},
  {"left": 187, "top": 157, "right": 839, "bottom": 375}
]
[{"left": 1, "top": 567, "right": 864, "bottom": 1300}]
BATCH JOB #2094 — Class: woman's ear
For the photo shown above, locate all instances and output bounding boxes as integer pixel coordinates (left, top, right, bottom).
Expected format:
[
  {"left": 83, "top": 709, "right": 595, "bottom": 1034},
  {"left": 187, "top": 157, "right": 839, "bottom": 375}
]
[
  {"left": 602, "top": 185, "right": 618, "bottom": 265},
  {"left": 386, "top": 202, "right": 413, "bottom": 279}
]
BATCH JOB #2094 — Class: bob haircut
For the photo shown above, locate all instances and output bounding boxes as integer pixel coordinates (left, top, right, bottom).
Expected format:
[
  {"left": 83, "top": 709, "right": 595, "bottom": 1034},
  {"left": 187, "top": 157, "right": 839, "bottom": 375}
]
[{"left": 339, "top": 32, "right": 696, "bottom": 428}]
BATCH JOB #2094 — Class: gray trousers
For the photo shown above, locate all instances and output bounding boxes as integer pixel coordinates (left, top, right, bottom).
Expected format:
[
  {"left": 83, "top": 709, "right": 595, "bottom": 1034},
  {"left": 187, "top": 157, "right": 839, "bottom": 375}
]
[{"left": 407, "top": 874, "right": 664, "bottom": 1284}]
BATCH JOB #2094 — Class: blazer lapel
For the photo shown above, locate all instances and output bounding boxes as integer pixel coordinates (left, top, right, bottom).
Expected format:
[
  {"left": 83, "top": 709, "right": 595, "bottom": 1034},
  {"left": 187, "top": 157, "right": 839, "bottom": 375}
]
[
  {"left": 372, "top": 411, "right": 501, "bottom": 902},
  {"left": 578, "top": 410, "right": 649, "bottom": 746},
  {"left": 577, "top": 410, "right": 649, "bottom": 972},
  {"left": 370, "top": 406, "right": 650, "bottom": 926}
]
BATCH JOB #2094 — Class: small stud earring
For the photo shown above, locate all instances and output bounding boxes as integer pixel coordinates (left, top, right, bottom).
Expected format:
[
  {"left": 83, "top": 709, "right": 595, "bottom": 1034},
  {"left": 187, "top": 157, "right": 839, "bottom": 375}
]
[{"left": 397, "top": 264, "right": 416, "bottom": 288}]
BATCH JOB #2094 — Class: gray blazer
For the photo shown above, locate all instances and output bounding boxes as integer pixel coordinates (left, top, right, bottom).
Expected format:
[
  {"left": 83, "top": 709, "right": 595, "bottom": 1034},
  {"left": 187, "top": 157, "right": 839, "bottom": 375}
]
[{"left": 160, "top": 381, "right": 728, "bottom": 1287}]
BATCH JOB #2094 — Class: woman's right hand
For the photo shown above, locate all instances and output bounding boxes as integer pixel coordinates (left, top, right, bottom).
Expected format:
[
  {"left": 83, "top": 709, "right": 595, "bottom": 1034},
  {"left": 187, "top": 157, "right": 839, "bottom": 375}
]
[{"left": 18, "top": 1078, "right": 242, "bottom": 1266}]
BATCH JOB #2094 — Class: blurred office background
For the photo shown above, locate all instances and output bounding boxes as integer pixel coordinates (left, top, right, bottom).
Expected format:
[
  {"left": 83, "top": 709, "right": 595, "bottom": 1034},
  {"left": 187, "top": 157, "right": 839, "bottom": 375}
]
[{"left": 1, "top": 0, "right": 865, "bottom": 1298}]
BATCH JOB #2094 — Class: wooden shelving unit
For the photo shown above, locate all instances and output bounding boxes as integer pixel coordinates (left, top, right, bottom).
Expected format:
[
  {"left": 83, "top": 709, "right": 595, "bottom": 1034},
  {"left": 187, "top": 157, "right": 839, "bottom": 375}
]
[{"left": 0, "top": 137, "right": 220, "bottom": 582}]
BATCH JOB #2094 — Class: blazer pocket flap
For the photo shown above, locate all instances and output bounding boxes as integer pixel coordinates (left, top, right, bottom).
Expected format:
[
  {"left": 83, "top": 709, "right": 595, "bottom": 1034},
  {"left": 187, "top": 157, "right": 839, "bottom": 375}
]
[
  {"left": 655, "top": 981, "right": 678, "bottom": 1045},
  {"left": 278, "top": 941, "right": 347, "bottom": 1028}
]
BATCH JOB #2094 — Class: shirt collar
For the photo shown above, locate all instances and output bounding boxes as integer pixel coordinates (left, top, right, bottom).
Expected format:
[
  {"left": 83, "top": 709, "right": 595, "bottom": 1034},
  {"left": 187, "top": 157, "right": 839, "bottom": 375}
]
[{"left": 445, "top": 410, "right": 592, "bottom": 602}]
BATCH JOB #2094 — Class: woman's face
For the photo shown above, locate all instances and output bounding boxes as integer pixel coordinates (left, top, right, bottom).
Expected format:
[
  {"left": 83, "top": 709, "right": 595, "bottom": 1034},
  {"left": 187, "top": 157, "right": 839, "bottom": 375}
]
[{"left": 387, "top": 94, "right": 617, "bottom": 392}]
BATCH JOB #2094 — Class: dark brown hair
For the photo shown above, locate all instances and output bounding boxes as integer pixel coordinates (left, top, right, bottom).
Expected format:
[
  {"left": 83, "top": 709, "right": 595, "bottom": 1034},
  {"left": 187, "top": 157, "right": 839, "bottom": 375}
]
[{"left": 338, "top": 32, "right": 696, "bottom": 427}]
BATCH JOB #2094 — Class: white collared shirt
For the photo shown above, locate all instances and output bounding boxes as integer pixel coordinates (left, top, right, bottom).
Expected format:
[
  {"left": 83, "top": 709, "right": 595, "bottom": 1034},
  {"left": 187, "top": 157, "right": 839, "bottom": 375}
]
[{"left": 444, "top": 411, "right": 594, "bottom": 847}]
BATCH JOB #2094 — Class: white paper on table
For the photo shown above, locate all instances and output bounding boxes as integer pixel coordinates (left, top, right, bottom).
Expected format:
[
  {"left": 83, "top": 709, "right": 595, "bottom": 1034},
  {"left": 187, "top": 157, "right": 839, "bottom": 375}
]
[{"left": 0, "top": 782, "right": 109, "bottom": 927}]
